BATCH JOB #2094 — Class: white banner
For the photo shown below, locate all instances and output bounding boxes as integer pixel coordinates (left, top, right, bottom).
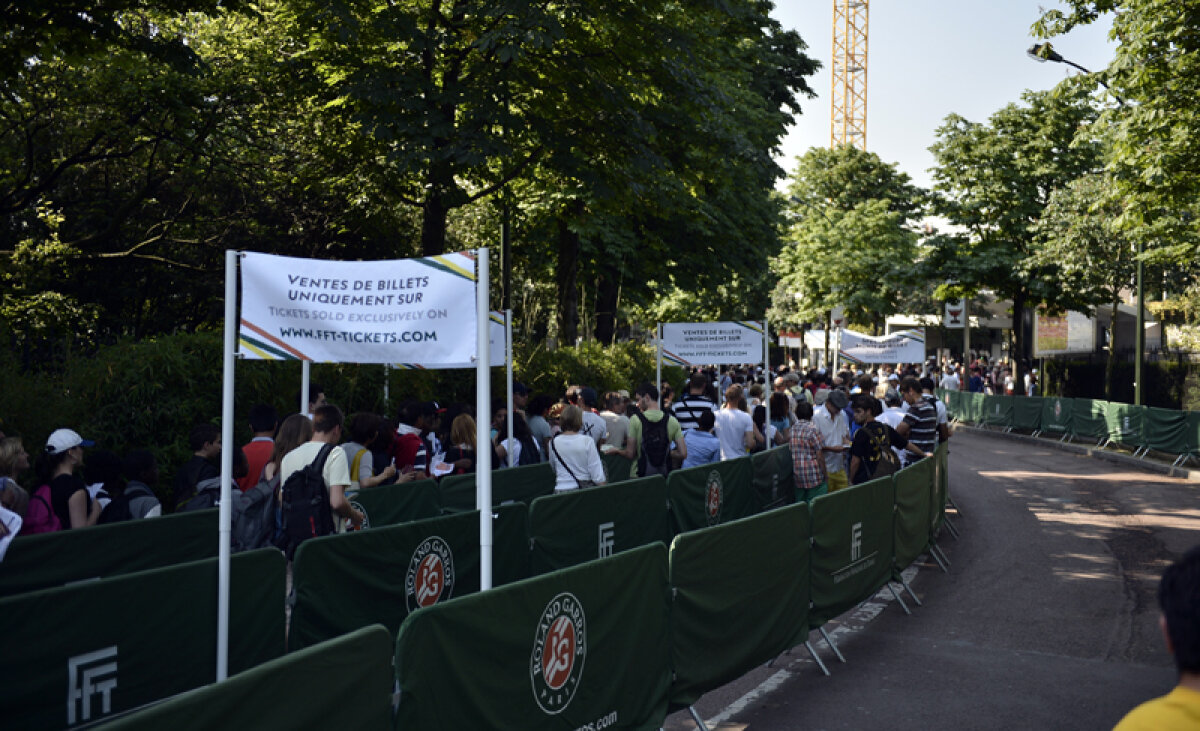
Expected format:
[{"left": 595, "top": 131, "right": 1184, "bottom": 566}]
[
  {"left": 838, "top": 329, "right": 926, "bottom": 364},
  {"left": 238, "top": 251, "right": 477, "bottom": 365},
  {"left": 1034, "top": 310, "right": 1095, "bottom": 356},
  {"left": 394, "top": 310, "right": 506, "bottom": 369},
  {"left": 661, "top": 321, "right": 765, "bottom": 366}
]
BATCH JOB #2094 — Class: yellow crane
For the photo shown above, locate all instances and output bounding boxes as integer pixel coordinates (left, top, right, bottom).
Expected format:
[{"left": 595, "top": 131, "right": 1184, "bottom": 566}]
[{"left": 831, "top": 0, "right": 868, "bottom": 148}]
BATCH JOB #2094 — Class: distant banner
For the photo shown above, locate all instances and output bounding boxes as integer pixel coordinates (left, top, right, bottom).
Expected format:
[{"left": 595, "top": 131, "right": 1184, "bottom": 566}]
[
  {"left": 1034, "top": 310, "right": 1094, "bottom": 356},
  {"left": 239, "top": 251, "right": 477, "bottom": 365},
  {"left": 392, "top": 310, "right": 505, "bottom": 370},
  {"left": 661, "top": 322, "right": 764, "bottom": 366},
  {"left": 838, "top": 329, "right": 925, "bottom": 364}
]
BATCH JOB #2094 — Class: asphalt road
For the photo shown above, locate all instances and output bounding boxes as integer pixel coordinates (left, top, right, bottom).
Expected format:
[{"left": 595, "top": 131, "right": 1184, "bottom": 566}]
[{"left": 665, "top": 429, "right": 1198, "bottom": 730}]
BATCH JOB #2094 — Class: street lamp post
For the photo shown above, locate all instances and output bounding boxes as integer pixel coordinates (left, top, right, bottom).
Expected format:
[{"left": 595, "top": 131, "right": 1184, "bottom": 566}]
[{"left": 1026, "top": 43, "right": 1143, "bottom": 406}]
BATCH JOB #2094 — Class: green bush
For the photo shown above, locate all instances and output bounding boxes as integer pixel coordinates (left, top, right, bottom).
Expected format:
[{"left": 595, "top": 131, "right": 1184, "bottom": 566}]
[{"left": 1042, "top": 358, "right": 1200, "bottom": 410}]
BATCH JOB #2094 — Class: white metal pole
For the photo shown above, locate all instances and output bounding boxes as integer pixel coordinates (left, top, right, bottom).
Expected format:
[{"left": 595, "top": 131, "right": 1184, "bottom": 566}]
[
  {"left": 656, "top": 324, "right": 663, "bottom": 410},
  {"left": 763, "top": 317, "right": 771, "bottom": 440},
  {"left": 300, "top": 361, "right": 310, "bottom": 416},
  {"left": 383, "top": 363, "right": 390, "bottom": 405},
  {"left": 505, "top": 309, "right": 514, "bottom": 467},
  {"left": 217, "top": 250, "right": 237, "bottom": 681},
  {"left": 476, "top": 249, "right": 493, "bottom": 590}
]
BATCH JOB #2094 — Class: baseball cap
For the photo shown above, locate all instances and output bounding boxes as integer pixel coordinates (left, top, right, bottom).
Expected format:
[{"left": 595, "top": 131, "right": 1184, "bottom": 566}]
[
  {"left": 826, "top": 390, "right": 849, "bottom": 410},
  {"left": 45, "top": 428, "right": 95, "bottom": 455}
]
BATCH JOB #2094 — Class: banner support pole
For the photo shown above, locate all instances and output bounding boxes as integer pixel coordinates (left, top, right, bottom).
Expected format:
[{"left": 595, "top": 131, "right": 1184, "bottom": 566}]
[
  {"left": 217, "top": 250, "right": 237, "bottom": 681},
  {"left": 505, "top": 309, "right": 514, "bottom": 466},
  {"left": 763, "top": 317, "right": 771, "bottom": 438},
  {"left": 656, "top": 323, "right": 663, "bottom": 410},
  {"left": 476, "top": 249, "right": 493, "bottom": 590},
  {"left": 300, "top": 361, "right": 310, "bottom": 416}
]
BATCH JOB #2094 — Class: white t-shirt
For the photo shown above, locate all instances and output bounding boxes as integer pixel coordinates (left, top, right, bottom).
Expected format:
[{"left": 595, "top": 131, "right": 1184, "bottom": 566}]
[
  {"left": 499, "top": 437, "right": 543, "bottom": 468},
  {"left": 580, "top": 411, "right": 607, "bottom": 445},
  {"left": 341, "top": 441, "right": 373, "bottom": 489},
  {"left": 713, "top": 407, "right": 754, "bottom": 460},
  {"left": 812, "top": 406, "right": 850, "bottom": 474},
  {"left": 939, "top": 373, "right": 960, "bottom": 391},
  {"left": 878, "top": 407, "right": 908, "bottom": 463},
  {"left": 280, "top": 440, "right": 351, "bottom": 492},
  {"left": 547, "top": 433, "right": 606, "bottom": 491}
]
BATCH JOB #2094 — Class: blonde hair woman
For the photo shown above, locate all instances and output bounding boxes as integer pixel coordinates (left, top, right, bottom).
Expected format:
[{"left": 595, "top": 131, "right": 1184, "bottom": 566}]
[{"left": 547, "top": 405, "right": 606, "bottom": 491}]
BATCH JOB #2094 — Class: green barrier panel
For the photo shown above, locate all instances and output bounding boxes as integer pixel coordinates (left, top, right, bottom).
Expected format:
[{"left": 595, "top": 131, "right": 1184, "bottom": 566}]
[
  {"left": 1189, "top": 411, "right": 1200, "bottom": 457},
  {"left": 808, "top": 475, "right": 895, "bottom": 628},
  {"left": 1013, "top": 396, "right": 1043, "bottom": 431},
  {"left": 0, "top": 509, "right": 218, "bottom": 598},
  {"left": 1144, "top": 406, "right": 1191, "bottom": 455},
  {"left": 666, "top": 456, "right": 757, "bottom": 534},
  {"left": 438, "top": 462, "right": 555, "bottom": 513},
  {"left": 964, "top": 392, "right": 986, "bottom": 423},
  {"left": 395, "top": 544, "right": 671, "bottom": 730},
  {"left": 601, "top": 452, "right": 633, "bottom": 484},
  {"left": 1040, "top": 396, "right": 1075, "bottom": 436},
  {"left": 528, "top": 477, "right": 670, "bottom": 575},
  {"left": 932, "top": 442, "right": 949, "bottom": 535},
  {"left": 750, "top": 444, "right": 793, "bottom": 509},
  {"left": 979, "top": 394, "right": 1014, "bottom": 427},
  {"left": 290, "top": 504, "right": 530, "bottom": 651},
  {"left": 939, "top": 389, "right": 962, "bottom": 420},
  {"left": 668, "top": 503, "right": 810, "bottom": 706},
  {"left": 894, "top": 458, "right": 935, "bottom": 573},
  {"left": 103, "top": 624, "right": 393, "bottom": 731},
  {"left": 1104, "top": 402, "right": 1146, "bottom": 447},
  {"left": 0, "top": 548, "right": 285, "bottom": 729},
  {"left": 350, "top": 478, "right": 440, "bottom": 529},
  {"left": 1071, "top": 398, "right": 1108, "bottom": 441}
]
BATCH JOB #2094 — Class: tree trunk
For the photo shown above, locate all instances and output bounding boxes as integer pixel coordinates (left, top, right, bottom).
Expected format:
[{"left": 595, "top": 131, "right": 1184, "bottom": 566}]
[
  {"left": 556, "top": 209, "right": 581, "bottom": 346},
  {"left": 1011, "top": 289, "right": 1027, "bottom": 394},
  {"left": 420, "top": 194, "right": 448, "bottom": 256},
  {"left": 594, "top": 260, "right": 621, "bottom": 345},
  {"left": 1105, "top": 295, "right": 1120, "bottom": 401}
]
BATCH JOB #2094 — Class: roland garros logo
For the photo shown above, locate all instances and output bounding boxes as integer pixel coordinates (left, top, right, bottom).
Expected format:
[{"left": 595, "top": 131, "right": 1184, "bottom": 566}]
[
  {"left": 350, "top": 501, "right": 369, "bottom": 529},
  {"left": 405, "top": 536, "right": 454, "bottom": 612},
  {"left": 530, "top": 592, "right": 587, "bottom": 714},
  {"left": 705, "top": 470, "right": 724, "bottom": 526}
]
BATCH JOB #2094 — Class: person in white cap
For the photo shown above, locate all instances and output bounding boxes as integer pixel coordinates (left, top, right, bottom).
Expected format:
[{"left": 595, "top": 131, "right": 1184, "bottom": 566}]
[{"left": 36, "top": 428, "right": 100, "bottom": 529}]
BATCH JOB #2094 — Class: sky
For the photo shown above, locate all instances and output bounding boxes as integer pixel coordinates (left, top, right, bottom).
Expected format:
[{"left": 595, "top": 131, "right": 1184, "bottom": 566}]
[{"left": 770, "top": 1, "right": 1116, "bottom": 190}]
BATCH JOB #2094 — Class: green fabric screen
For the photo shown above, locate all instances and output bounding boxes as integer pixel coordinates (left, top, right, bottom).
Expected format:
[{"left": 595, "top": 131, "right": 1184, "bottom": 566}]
[
  {"left": 808, "top": 475, "right": 895, "bottom": 627},
  {"left": 0, "top": 508, "right": 217, "bottom": 598},
  {"left": 103, "top": 624, "right": 394, "bottom": 731},
  {"left": 601, "top": 452, "right": 633, "bottom": 484},
  {"left": 939, "top": 389, "right": 961, "bottom": 419},
  {"left": 289, "top": 504, "right": 530, "bottom": 651},
  {"left": 439, "top": 462, "right": 555, "bottom": 513},
  {"left": 893, "top": 458, "right": 935, "bottom": 572},
  {"left": 1189, "top": 412, "right": 1200, "bottom": 456},
  {"left": 350, "top": 478, "right": 440, "bottom": 529},
  {"left": 1071, "top": 398, "right": 1108, "bottom": 441},
  {"left": 668, "top": 503, "right": 811, "bottom": 706},
  {"left": 1040, "top": 397, "right": 1075, "bottom": 435},
  {"left": 1105, "top": 403, "right": 1146, "bottom": 447},
  {"left": 666, "top": 456, "right": 757, "bottom": 534},
  {"left": 1013, "top": 396, "right": 1043, "bottom": 431},
  {"left": 751, "top": 445, "right": 794, "bottom": 509},
  {"left": 932, "top": 442, "right": 949, "bottom": 535},
  {"left": 528, "top": 477, "right": 670, "bottom": 575},
  {"left": 979, "top": 394, "right": 1014, "bottom": 427},
  {"left": 394, "top": 544, "right": 671, "bottom": 730},
  {"left": 963, "top": 392, "right": 986, "bottom": 423},
  {"left": 1144, "top": 406, "right": 1191, "bottom": 454},
  {"left": 0, "top": 549, "right": 285, "bottom": 729}
]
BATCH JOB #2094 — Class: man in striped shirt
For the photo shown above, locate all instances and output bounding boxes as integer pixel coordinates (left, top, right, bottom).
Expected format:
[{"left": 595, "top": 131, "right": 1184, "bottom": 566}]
[
  {"left": 789, "top": 401, "right": 827, "bottom": 502},
  {"left": 672, "top": 372, "right": 718, "bottom": 432},
  {"left": 896, "top": 376, "right": 936, "bottom": 465}
]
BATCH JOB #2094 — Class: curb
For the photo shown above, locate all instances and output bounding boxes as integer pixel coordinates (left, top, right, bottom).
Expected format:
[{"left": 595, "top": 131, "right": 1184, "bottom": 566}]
[{"left": 955, "top": 424, "right": 1200, "bottom": 483}]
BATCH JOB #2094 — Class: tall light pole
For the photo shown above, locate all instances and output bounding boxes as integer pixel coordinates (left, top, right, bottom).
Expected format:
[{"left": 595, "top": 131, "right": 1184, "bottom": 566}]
[{"left": 1027, "top": 43, "right": 1143, "bottom": 405}]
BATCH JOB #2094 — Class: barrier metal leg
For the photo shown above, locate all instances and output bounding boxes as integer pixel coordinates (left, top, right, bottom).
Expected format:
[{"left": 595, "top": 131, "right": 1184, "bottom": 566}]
[
  {"left": 946, "top": 493, "right": 964, "bottom": 519},
  {"left": 688, "top": 706, "right": 709, "bottom": 731},
  {"left": 888, "top": 583, "right": 912, "bottom": 615},
  {"left": 943, "top": 515, "right": 960, "bottom": 539},
  {"left": 766, "top": 646, "right": 792, "bottom": 668},
  {"left": 805, "top": 640, "right": 832, "bottom": 676},
  {"left": 818, "top": 626, "right": 847, "bottom": 663},
  {"left": 898, "top": 573, "right": 924, "bottom": 607},
  {"left": 930, "top": 544, "right": 951, "bottom": 572}
]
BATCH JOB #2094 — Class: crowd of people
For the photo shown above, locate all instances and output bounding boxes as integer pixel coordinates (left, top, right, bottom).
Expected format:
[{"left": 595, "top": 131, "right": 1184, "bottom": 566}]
[{"left": 0, "top": 358, "right": 960, "bottom": 553}]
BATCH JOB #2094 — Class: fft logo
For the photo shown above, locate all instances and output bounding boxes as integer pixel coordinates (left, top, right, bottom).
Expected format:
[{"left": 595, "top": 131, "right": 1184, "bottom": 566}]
[
  {"left": 530, "top": 592, "right": 587, "bottom": 714},
  {"left": 68, "top": 646, "right": 118, "bottom": 725},
  {"left": 405, "top": 536, "right": 455, "bottom": 612},
  {"left": 705, "top": 470, "right": 724, "bottom": 526},
  {"left": 851, "top": 522, "right": 863, "bottom": 562},
  {"left": 598, "top": 522, "right": 615, "bottom": 559}
]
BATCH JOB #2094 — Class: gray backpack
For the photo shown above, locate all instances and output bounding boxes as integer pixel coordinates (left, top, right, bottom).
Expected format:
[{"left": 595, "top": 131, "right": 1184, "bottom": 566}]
[{"left": 231, "top": 473, "right": 279, "bottom": 552}]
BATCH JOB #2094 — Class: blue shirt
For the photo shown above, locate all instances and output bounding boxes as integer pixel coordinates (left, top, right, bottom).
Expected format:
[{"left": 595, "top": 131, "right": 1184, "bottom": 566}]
[{"left": 682, "top": 430, "right": 722, "bottom": 469}]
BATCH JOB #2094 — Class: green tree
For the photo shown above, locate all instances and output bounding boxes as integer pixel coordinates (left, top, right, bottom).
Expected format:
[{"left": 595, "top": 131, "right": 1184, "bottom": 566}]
[
  {"left": 927, "top": 87, "right": 1101, "bottom": 385},
  {"left": 770, "top": 146, "right": 925, "bottom": 335}
]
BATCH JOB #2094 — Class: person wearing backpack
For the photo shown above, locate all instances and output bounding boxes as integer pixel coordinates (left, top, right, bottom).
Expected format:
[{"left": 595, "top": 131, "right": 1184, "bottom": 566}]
[
  {"left": 277, "top": 404, "right": 361, "bottom": 558},
  {"left": 621, "top": 382, "right": 685, "bottom": 478},
  {"left": 847, "top": 394, "right": 929, "bottom": 485},
  {"left": 33, "top": 428, "right": 100, "bottom": 531},
  {"left": 99, "top": 449, "right": 162, "bottom": 523}
]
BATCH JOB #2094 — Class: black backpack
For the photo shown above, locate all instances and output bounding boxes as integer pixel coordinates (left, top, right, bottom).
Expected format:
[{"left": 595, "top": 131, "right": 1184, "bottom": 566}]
[
  {"left": 636, "top": 412, "right": 671, "bottom": 477},
  {"left": 178, "top": 477, "right": 221, "bottom": 512},
  {"left": 275, "top": 444, "right": 336, "bottom": 560},
  {"left": 98, "top": 483, "right": 156, "bottom": 524}
]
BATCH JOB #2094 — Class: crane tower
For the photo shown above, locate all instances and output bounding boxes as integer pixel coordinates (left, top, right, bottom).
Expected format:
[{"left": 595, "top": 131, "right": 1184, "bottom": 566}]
[{"left": 830, "top": 0, "right": 868, "bottom": 148}]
